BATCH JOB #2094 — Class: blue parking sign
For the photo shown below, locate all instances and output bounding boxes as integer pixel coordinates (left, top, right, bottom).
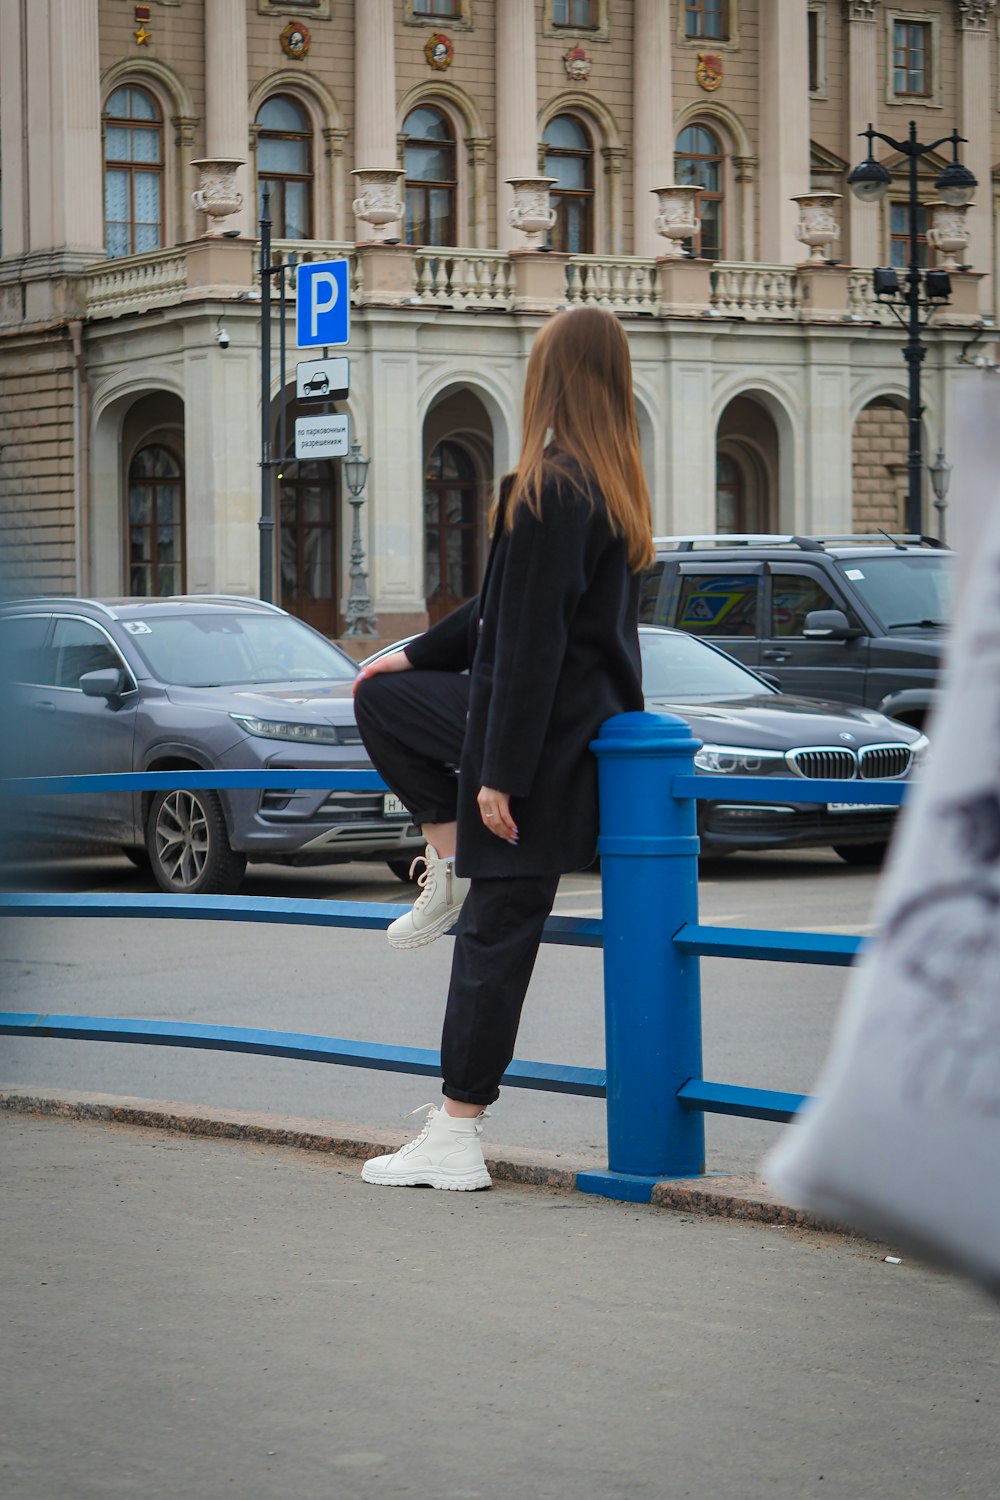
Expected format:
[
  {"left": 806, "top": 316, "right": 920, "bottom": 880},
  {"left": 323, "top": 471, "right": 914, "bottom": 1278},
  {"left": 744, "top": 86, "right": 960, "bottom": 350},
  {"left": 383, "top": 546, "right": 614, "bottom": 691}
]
[{"left": 296, "top": 259, "right": 350, "bottom": 348}]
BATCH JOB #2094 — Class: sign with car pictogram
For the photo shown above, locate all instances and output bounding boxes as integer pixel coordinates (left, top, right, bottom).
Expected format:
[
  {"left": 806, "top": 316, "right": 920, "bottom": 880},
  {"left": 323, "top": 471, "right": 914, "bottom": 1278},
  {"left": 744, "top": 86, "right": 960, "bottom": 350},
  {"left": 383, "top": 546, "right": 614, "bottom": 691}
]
[{"left": 296, "top": 357, "right": 349, "bottom": 401}]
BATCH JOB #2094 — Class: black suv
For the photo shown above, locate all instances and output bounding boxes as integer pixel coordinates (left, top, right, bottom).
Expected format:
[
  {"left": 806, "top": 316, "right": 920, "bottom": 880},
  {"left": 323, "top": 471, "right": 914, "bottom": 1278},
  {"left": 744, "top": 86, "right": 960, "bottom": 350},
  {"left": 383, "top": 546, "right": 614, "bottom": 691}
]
[{"left": 639, "top": 534, "right": 952, "bottom": 730}]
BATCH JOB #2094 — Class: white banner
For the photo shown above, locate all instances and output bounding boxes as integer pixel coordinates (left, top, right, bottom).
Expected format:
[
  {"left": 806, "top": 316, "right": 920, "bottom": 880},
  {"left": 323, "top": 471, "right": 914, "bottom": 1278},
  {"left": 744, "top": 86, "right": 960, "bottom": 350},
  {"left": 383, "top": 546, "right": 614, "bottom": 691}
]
[{"left": 766, "top": 371, "right": 1000, "bottom": 1294}]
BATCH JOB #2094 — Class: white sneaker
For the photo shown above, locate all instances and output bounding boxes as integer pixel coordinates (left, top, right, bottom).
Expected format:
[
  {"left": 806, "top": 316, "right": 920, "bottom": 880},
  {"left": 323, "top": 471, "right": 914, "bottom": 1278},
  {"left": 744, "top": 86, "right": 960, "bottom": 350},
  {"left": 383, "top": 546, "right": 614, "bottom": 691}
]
[
  {"left": 361, "top": 1104, "right": 492, "bottom": 1191},
  {"left": 386, "top": 846, "right": 470, "bottom": 950}
]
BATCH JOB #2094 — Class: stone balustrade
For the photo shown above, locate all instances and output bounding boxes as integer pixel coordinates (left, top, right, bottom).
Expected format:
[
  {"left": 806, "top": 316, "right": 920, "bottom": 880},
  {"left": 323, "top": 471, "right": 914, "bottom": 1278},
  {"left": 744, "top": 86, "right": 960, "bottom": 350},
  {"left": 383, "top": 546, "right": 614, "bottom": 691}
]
[
  {"left": 413, "top": 249, "right": 514, "bottom": 310},
  {"left": 566, "top": 256, "right": 659, "bottom": 314},
  {"left": 80, "top": 241, "right": 980, "bottom": 330},
  {"left": 846, "top": 270, "right": 899, "bottom": 327},
  {"left": 84, "top": 248, "right": 188, "bottom": 320},
  {"left": 709, "top": 262, "right": 801, "bottom": 321}
]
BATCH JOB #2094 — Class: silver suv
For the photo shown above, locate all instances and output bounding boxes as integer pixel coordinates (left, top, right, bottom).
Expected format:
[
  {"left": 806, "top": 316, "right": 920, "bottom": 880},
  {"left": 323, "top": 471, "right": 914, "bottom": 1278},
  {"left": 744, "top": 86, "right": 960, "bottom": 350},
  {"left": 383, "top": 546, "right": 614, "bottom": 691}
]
[{"left": 0, "top": 596, "right": 422, "bottom": 894}]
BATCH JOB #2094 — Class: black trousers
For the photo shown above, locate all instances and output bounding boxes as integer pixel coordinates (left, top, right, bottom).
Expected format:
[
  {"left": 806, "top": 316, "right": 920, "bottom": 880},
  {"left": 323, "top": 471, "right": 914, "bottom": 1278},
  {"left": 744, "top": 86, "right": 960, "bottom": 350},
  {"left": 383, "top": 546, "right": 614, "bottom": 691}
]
[{"left": 355, "top": 670, "right": 559, "bottom": 1105}]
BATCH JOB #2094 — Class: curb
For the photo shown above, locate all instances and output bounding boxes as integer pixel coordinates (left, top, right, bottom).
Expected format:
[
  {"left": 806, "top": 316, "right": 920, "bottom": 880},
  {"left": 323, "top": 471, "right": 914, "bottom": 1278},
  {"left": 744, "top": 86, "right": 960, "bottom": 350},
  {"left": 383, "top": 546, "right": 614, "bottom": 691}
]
[{"left": 0, "top": 1088, "right": 848, "bottom": 1234}]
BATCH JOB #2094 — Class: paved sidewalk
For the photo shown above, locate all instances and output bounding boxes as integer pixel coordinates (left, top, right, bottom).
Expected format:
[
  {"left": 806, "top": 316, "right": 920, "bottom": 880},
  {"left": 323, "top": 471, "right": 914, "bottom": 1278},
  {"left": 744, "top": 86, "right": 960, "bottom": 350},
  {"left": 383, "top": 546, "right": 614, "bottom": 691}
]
[{"left": 3, "top": 1110, "right": 999, "bottom": 1500}]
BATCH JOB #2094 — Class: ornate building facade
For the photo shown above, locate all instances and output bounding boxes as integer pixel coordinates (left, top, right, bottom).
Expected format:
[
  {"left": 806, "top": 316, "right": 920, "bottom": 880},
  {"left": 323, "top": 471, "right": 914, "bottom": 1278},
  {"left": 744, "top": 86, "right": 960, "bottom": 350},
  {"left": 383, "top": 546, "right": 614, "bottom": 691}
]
[{"left": 0, "top": 0, "right": 997, "bottom": 640}]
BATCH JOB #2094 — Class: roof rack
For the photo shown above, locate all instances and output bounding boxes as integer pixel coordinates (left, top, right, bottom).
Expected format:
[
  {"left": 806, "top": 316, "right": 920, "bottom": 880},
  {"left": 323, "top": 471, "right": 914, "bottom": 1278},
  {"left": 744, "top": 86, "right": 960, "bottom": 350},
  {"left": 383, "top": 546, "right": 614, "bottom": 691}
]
[
  {"left": 652, "top": 533, "right": 946, "bottom": 554},
  {"left": 0, "top": 596, "right": 120, "bottom": 618},
  {"left": 653, "top": 534, "right": 824, "bottom": 552},
  {"left": 165, "top": 594, "right": 288, "bottom": 614}
]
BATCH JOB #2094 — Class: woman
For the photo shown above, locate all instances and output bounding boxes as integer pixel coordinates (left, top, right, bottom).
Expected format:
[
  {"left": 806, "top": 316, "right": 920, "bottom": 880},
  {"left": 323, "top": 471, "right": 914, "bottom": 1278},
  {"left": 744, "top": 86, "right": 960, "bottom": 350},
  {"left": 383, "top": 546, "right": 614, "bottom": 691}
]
[{"left": 353, "top": 305, "right": 654, "bottom": 1190}]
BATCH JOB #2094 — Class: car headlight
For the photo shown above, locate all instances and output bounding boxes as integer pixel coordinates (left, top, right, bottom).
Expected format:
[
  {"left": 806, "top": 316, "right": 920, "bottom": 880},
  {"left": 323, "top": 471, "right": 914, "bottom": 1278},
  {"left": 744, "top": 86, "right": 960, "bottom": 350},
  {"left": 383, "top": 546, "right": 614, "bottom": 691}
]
[
  {"left": 693, "top": 745, "right": 788, "bottom": 774},
  {"left": 908, "top": 732, "right": 930, "bottom": 772},
  {"left": 230, "top": 713, "right": 342, "bottom": 745}
]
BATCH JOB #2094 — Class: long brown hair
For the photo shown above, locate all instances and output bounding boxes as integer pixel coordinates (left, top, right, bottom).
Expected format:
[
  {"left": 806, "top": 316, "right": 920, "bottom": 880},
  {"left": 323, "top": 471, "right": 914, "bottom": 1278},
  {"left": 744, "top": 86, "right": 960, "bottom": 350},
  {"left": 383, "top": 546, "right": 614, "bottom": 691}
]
[{"left": 495, "top": 305, "right": 655, "bottom": 572}]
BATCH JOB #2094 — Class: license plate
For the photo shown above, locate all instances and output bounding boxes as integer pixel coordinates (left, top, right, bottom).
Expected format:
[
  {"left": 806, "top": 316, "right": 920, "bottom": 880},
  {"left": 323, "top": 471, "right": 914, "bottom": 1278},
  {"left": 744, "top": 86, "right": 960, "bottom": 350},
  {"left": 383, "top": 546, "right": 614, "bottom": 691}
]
[
  {"left": 828, "top": 802, "right": 894, "bottom": 813},
  {"left": 383, "top": 793, "right": 408, "bottom": 818}
]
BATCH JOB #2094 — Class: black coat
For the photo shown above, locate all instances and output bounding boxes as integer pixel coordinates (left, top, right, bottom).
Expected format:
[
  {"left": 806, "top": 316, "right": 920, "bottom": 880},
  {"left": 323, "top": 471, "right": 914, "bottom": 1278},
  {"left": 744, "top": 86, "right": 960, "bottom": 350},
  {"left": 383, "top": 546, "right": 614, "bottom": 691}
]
[{"left": 405, "top": 466, "right": 644, "bottom": 878}]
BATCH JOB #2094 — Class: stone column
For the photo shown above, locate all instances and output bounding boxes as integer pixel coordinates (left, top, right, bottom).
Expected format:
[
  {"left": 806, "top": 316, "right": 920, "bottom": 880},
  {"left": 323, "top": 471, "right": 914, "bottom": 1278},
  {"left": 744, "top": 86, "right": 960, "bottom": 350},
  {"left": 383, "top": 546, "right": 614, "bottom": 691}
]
[
  {"left": 845, "top": 1, "right": 881, "bottom": 268},
  {"left": 733, "top": 155, "right": 759, "bottom": 262},
  {"left": 364, "top": 326, "right": 427, "bottom": 625},
  {"left": 758, "top": 0, "right": 811, "bottom": 263},
  {"left": 662, "top": 339, "right": 716, "bottom": 533},
  {"left": 324, "top": 126, "right": 350, "bottom": 241},
  {"left": 204, "top": 0, "right": 251, "bottom": 237},
  {"left": 633, "top": 0, "right": 675, "bottom": 258},
  {"left": 496, "top": 0, "right": 538, "bottom": 250},
  {"left": 354, "top": 0, "right": 399, "bottom": 242},
  {"left": 802, "top": 349, "right": 854, "bottom": 533},
  {"left": 182, "top": 318, "right": 260, "bottom": 595},
  {"left": 603, "top": 146, "right": 626, "bottom": 255},
  {"left": 8, "top": 0, "right": 103, "bottom": 266},
  {"left": 467, "top": 136, "right": 491, "bottom": 248},
  {"left": 957, "top": 1, "right": 997, "bottom": 312}
]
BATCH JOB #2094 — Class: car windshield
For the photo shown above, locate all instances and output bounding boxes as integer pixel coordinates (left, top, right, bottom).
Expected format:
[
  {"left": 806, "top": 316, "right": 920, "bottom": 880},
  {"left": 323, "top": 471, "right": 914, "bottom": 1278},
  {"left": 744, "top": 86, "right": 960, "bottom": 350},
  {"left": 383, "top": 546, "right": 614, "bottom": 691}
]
[
  {"left": 835, "top": 553, "right": 952, "bottom": 630},
  {"left": 126, "top": 613, "right": 357, "bottom": 687},
  {"left": 640, "top": 630, "right": 773, "bottom": 703}
]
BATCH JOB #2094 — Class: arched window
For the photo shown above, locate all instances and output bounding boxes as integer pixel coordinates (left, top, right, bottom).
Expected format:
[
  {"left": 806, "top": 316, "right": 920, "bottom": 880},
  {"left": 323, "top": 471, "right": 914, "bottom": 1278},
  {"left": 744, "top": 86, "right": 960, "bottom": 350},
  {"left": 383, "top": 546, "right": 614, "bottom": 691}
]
[
  {"left": 403, "top": 106, "right": 457, "bottom": 246},
  {"left": 543, "top": 115, "right": 594, "bottom": 253},
  {"left": 675, "top": 124, "right": 724, "bottom": 260},
  {"left": 715, "top": 454, "right": 745, "bottom": 532},
  {"left": 424, "top": 441, "right": 480, "bottom": 624},
  {"left": 103, "top": 84, "right": 164, "bottom": 259},
  {"left": 128, "top": 445, "right": 185, "bottom": 596},
  {"left": 279, "top": 457, "right": 338, "bottom": 636},
  {"left": 256, "top": 95, "right": 313, "bottom": 239}
]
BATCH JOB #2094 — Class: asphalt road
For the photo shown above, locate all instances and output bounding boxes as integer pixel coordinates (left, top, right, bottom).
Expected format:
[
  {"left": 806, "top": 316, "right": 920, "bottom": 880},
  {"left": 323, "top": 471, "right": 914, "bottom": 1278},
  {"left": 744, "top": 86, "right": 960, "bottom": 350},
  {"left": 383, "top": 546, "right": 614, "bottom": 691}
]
[
  {"left": 4, "top": 1112, "right": 1000, "bottom": 1500},
  {"left": 0, "top": 846, "right": 879, "bottom": 1178}
]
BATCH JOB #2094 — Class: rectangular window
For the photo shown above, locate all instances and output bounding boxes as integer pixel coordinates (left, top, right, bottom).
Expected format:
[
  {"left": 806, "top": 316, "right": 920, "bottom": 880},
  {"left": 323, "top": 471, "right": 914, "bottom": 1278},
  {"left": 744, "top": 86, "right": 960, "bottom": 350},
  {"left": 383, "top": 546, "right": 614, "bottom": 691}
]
[
  {"left": 769, "top": 574, "right": 840, "bottom": 638},
  {"left": 889, "top": 201, "right": 929, "bottom": 268},
  {"left": 685, "top": 0, "right": 728, "bottom": 41},
  {"left": 413, "top": 0, "right": 459, "bottom": 15},
  {"left": 552, "top": 0, "right": 597, "bottom": 26},
  {"left": 675, "top": 573, "right": 760, "bottom": 637},
  {"left": 893, "top": 20, "right": 931, "bottom": 96},
  {"left": 808, "top": 9, "right": 822, "bottom": 94}
]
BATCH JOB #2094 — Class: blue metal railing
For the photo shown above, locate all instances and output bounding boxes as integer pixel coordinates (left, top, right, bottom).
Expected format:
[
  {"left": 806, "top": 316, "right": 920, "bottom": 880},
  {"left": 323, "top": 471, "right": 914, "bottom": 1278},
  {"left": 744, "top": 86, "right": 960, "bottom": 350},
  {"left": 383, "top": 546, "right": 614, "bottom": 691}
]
[{"left": 0, "top": 714, "right": 907, "bottom": 1201}]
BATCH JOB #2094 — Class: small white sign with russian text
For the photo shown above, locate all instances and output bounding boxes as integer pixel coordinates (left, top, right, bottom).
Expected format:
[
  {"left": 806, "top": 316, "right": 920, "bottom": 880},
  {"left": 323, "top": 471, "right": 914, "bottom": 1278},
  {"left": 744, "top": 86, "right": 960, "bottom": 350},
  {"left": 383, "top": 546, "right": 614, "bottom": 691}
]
[{"left": 294, "top": 413, "right": 350, "bottom": 460}]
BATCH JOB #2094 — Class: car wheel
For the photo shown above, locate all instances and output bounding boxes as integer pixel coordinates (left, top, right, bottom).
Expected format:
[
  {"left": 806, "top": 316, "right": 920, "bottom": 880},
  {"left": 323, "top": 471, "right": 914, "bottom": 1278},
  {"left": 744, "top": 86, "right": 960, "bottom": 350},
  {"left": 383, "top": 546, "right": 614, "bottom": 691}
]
[
  {"left": 386, "top": 856, "right": 419, "bottom": 883},
  {"left": 146, "top": 788, "right": 247, "bottom": 895},
  {"left": 833, "top": 842, "right": 888, "bottom": 868},
  {"left": 121, "top": 845, "right": 151, "bottom": 871}
]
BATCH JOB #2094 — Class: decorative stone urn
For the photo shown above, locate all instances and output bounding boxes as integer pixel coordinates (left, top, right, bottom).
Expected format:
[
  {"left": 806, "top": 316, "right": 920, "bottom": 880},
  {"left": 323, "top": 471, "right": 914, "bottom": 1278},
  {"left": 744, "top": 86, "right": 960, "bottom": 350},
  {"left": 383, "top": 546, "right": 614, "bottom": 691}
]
[
  {"left": 190, "top": 159, "right": 244, "bottom": 234},
  {"left": 927, "top": 200, "right": 972, "bottom": 271},
  {"left": 506, "top": 177, "right": 558, "bottom": 250},
  {"left": 652, "top": 184, "right": 702, "bottom": 259},
  {"left": 791, "top": 191, "right": 842, "bottom": 263},
  {"left": 351, "top": 167, "right": 406, "bottom": 242}
]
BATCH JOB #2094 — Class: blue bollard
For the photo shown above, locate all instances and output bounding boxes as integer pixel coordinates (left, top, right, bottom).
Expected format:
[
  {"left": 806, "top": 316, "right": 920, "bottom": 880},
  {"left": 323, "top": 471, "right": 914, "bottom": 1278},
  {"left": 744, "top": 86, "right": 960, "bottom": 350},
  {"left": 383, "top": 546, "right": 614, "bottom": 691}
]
[{"left": 577, "top": 711, "right": 706, "bottom": 1202}]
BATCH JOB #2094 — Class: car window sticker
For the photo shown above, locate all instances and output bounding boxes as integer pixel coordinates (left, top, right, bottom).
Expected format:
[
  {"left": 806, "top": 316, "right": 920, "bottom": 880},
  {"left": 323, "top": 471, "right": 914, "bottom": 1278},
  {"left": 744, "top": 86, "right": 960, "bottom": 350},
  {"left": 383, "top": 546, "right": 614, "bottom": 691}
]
[
  {"left": 845, "top": 569, "right": 865, "bottom": 580},
  {"left": 123, "top": 621, "right": 153, "bottom": 634}
]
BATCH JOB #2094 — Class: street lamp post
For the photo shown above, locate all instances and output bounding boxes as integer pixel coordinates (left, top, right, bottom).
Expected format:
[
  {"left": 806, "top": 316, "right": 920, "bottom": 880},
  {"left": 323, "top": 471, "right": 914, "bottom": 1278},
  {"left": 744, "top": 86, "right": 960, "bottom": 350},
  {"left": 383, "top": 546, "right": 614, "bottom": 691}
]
[
  {"left": 342, "top": 441, "right": 378, "bottom": 637},
  {"left": 928, "top": 448, "right": 952, "bottom": 543},
  {"left": 847, "top": 122, "right": 976, "bottom": 538}
]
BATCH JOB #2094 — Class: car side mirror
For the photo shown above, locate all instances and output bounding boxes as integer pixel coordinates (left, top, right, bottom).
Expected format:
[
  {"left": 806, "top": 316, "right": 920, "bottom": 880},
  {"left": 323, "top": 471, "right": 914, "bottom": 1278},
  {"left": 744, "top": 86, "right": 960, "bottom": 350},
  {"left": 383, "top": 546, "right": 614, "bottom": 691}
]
[
  {"left": 80, "top": 667, "right": 126, "bottom": 699},
  {"left": 802, "top": 609, "right": 859, "bottom": 641}
]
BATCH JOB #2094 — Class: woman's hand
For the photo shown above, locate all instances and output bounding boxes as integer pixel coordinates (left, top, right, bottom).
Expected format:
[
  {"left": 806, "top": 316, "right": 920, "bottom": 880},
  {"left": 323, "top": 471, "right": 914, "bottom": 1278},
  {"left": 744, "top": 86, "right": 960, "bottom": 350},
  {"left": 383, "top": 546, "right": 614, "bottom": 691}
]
[
  {"left": 352, "top": 649, "right": 413, "bottom": 697},
  {"left": 478, "top": 786, "right": 518, "bottom": 844}
]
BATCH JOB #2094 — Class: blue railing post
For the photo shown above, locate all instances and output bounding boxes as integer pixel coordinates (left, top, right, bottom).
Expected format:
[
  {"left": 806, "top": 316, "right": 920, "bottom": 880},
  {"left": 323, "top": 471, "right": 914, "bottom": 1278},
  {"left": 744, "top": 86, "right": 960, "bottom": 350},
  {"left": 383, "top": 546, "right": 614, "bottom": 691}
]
[{"left": 577, "top": 711, "right": 705, "bottom": 1202}]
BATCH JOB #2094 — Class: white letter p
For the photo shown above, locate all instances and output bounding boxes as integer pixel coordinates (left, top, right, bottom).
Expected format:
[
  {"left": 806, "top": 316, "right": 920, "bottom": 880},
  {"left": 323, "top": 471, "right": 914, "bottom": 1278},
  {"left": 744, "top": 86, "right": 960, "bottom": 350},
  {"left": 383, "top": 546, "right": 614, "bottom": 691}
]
[{"left": 310, "top": 271, "right": 338, "bottom": 340}]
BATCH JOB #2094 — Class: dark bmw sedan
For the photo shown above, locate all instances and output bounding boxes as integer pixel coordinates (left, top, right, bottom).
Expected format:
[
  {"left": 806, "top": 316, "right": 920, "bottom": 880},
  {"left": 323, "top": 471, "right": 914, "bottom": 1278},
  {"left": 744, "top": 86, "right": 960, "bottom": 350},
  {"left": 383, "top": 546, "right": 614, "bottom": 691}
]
[
  {"left": 639, "top": 626, "right": 927, "bottom": 862},
  {"left": 0, "top": 596, "right": 423, "bottom": 894}
]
